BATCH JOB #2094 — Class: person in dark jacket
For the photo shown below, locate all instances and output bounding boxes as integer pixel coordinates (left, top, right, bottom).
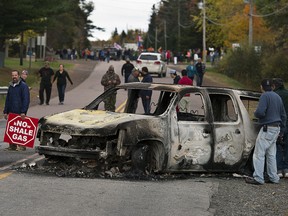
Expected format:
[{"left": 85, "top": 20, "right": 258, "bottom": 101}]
[
  {"left": 52, "top": 64, "right": 73, "bottom": 105},
  {"left": 195, "top": 58, "right": 205, "bottom": 86},
  {"left": 121, "top": 58, "right": 134, "bottom": 83},
  {"left": 38, "top": 61, "right": 54, "bottom": 105},
  {"left": 245, "top": 79, "right": 286, "bottom": 185},
  {"left": 139, "top": 67, "right": 153, "bottom": 114},
  {"left": 169, "top": 69, "right": 181, "bottom": 84},
  {"left": 272, "top": 78, "right": 288, "bottom": 178},
  {"left": 3, "top": 70, "right": 30, "bottom": 151}
]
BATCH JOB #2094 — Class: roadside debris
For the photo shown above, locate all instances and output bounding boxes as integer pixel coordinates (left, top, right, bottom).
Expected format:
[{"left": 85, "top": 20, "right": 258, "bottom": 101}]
[{"left": 14, "top": 156, "right": 243, "bottom": 181}]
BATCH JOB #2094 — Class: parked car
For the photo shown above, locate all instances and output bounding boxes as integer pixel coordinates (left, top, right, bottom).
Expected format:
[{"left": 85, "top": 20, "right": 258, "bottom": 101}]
[
  {"left": 36, "top": 83, "right": 261, "bottom": 174},
  {"left": 136, "top": 52, "right": 167, "bottom": 77}
]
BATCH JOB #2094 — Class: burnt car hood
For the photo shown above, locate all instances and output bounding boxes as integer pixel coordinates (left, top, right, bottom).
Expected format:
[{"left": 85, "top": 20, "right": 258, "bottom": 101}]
[{"left": 39, "top": 109, "right": 154, "bottom": 135}]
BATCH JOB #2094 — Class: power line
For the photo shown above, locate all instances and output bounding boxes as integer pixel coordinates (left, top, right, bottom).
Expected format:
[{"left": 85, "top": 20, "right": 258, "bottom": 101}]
[
  {"left": 251, "top": 3, "right": 288, "bottom": 17},
  {"left": 206, "top": 17, "right": 225, "bottom": 26}
]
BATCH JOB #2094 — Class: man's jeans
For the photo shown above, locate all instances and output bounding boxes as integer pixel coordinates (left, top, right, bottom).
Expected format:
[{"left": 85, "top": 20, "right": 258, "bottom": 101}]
[{"left": 253, "top": 126, "right": 280, "bottom": 184}]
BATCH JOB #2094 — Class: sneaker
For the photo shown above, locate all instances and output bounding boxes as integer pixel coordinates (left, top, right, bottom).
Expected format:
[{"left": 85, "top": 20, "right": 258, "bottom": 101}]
[
  {"left": 245, "top": 177, "right": 262, "bottom": 185},
  {"left": 46, "top": 103, "right": 49, "bottom": 105},
  {"left": 278, "top": 172, "right": 284, "bottom": 178},
  {"left": 265, "top": 179, "right": 279, "bottom": 184},
  {"left": 39, "top": 102, "right": 43, "bottom": 105}
]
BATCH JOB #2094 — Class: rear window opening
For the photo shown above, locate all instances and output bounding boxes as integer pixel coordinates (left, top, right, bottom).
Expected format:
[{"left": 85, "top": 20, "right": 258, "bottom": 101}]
[{"left": 139, "top": 55, "right": 158, "bottom": 61}]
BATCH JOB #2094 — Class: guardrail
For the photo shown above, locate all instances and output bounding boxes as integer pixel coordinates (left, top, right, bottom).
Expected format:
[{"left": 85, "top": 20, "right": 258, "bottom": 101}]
[{"left": 0, "top": 86, "right": 8, "bottom": 95}]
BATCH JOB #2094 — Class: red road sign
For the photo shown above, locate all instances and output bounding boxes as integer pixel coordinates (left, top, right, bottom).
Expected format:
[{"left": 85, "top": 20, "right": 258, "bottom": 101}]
[{"left": 3, "top": 113, "right": 39, "bottom": 148}]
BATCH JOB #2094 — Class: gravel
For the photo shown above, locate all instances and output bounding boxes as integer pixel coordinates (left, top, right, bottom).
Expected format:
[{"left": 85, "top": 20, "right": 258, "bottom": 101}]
[{"left": 210, "top": 175, "right": 288, "bottom": 216}]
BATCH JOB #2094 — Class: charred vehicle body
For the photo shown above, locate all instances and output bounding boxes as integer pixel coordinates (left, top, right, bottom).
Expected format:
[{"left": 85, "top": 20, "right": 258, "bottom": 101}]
[{"left": 36, "top": 83, "right": 261, "bottom": 173}]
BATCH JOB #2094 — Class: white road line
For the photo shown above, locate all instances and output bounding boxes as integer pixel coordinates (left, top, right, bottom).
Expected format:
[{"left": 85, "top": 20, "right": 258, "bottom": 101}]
[{"left": 0, "top": 153, "right": 43, "bottom": 171}]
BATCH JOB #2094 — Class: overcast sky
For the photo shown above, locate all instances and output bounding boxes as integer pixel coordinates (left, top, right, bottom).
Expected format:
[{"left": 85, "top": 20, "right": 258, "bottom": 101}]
[{"left": 89, "top": 0, "right": 160, "bottom": 41}]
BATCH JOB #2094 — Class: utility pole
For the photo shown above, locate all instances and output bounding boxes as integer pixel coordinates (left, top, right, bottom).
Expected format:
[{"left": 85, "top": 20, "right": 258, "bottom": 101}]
[
  {"left": 202, "top": 0, "right": 206, "bottom": 64},
  {"left": 20, "top": 32, "right": 24, "bottom": 66},
  {"left": 177, "top": 0, "right": 180, "bottom": 52},
  {"left": 164, "top": 20, "right": 167, "bottom": 51},
  {"left": 248, "top": 0, "right": 253, "bottom": 46}
]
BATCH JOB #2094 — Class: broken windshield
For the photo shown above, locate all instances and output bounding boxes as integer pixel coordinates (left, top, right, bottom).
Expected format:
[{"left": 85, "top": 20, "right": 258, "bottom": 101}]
[{"left": 85, "top": 87, "right": 177, "bottom": 116}]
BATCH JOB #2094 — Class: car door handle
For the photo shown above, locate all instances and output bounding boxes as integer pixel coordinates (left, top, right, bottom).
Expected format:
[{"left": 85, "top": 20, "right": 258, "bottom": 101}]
[{"left": 235, "top": 129, "right": 241, "bottom": 134}]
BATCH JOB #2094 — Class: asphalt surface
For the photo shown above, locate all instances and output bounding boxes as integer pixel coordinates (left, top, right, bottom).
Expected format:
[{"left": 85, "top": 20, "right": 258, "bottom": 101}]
[{"left": 0, "top": 59, "right": 217, "bottom": 216}]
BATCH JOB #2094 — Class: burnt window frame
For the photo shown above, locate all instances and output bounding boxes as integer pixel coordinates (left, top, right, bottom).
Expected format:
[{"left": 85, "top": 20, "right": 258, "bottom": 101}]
[
  {"left": 176, "top": 91, "right": 207, "bottom": 122},
  {"left": 208, "top": 93, "right": 238, "bottom": 123}
]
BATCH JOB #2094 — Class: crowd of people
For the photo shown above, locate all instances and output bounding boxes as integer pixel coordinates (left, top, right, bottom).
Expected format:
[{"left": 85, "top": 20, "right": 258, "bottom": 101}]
[
  {"left": 169, "top": 57, "right": 206, "bottom": 87},
  {"left": 2, "top": 55, "right": 288, "bottom": 183},
  {"left": 55, "top": 47, "right": 140, "bottom": 63},
  {"left": 54, "top": 46, "right": 223, "bottom": 67}
]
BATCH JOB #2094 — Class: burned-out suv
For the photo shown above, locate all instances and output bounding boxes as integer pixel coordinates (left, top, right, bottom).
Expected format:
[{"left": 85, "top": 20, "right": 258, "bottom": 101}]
[{"left": 36, "top": 83, "right": 261, "bottom": 173}]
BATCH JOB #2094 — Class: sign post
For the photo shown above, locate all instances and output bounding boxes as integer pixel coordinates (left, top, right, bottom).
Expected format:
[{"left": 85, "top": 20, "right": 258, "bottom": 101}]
[{"left": 3, "top": 113, "right": 39, "bottom": 148}]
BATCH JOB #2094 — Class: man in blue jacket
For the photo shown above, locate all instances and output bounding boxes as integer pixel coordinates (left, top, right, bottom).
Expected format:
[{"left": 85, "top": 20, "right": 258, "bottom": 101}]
[
  {"left": 3, "top": 70, "right": 30, "bottom": 151},
  {"left": 246, "top": 79, "right": 286, "bottom": 185}
]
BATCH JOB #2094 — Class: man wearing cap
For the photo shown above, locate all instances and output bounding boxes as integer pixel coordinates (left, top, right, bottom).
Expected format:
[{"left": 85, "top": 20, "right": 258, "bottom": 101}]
[
  {"left": 101, "top": 65, "right": 121, "bottom": 111},
  {"left": 169, "top": 69, "right": 180, "bottom": 84},
  {"left": 139, "top": 67, "right": 153, "bottom": 114},
  {"left": 38, "top": 61, "right": 54, "bottom": 105},
  {"left": 246, "top": 79, "right": 286, "bottom": 185},
  {"left": 121, "top": 58, "right": 134, "bottom": 83},
  {"left": 272, "top": 78, "right": 288, "bottom": 178}
]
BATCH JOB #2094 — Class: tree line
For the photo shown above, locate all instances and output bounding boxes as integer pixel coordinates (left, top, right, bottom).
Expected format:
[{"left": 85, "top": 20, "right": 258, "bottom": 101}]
[
  {"left": 141, "top": 0, "right": 288, "bottom": 53},
  {"left": 0, "top": 0, "right": 102, "bottom": 67}
]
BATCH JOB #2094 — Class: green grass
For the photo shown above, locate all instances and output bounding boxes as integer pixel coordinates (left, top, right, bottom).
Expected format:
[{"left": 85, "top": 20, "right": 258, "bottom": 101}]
[
  {"left": 205, "top": 70, "right": 247, "bottom": 89},
  {"left": 176, "top": 61, "right": 246, "bottom": 89}
]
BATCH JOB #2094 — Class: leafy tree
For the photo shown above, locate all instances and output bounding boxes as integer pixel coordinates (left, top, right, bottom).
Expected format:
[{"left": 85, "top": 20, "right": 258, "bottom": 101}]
[
  {"left": 46, "top": 0, "right": 103, "bottom": 51},
  {"left": 254, "top": 0, "right": 288, "bottom": 49},
  {"left": 218, "top": 46, "right": 262, "bottom": 89},
  {"left": 0, "top": 0, "right": 101, "bottom": 67},
  {"left": 144, "top": 0, "right": 200, "bottom": 53},
  {"left": 120, "top": 30, "right": 127, "bottom": 44},
  {"left": 144, "top": 4, "right": 157, "bottom": 50},
  {"left": 0, "top": 0, "right": 53, "bottom": 66}
]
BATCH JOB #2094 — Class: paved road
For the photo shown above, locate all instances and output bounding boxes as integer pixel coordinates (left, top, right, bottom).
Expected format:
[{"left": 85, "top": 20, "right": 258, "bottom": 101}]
[{"left": 0, "top": 60, "right": 217, "bottom": 216}]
